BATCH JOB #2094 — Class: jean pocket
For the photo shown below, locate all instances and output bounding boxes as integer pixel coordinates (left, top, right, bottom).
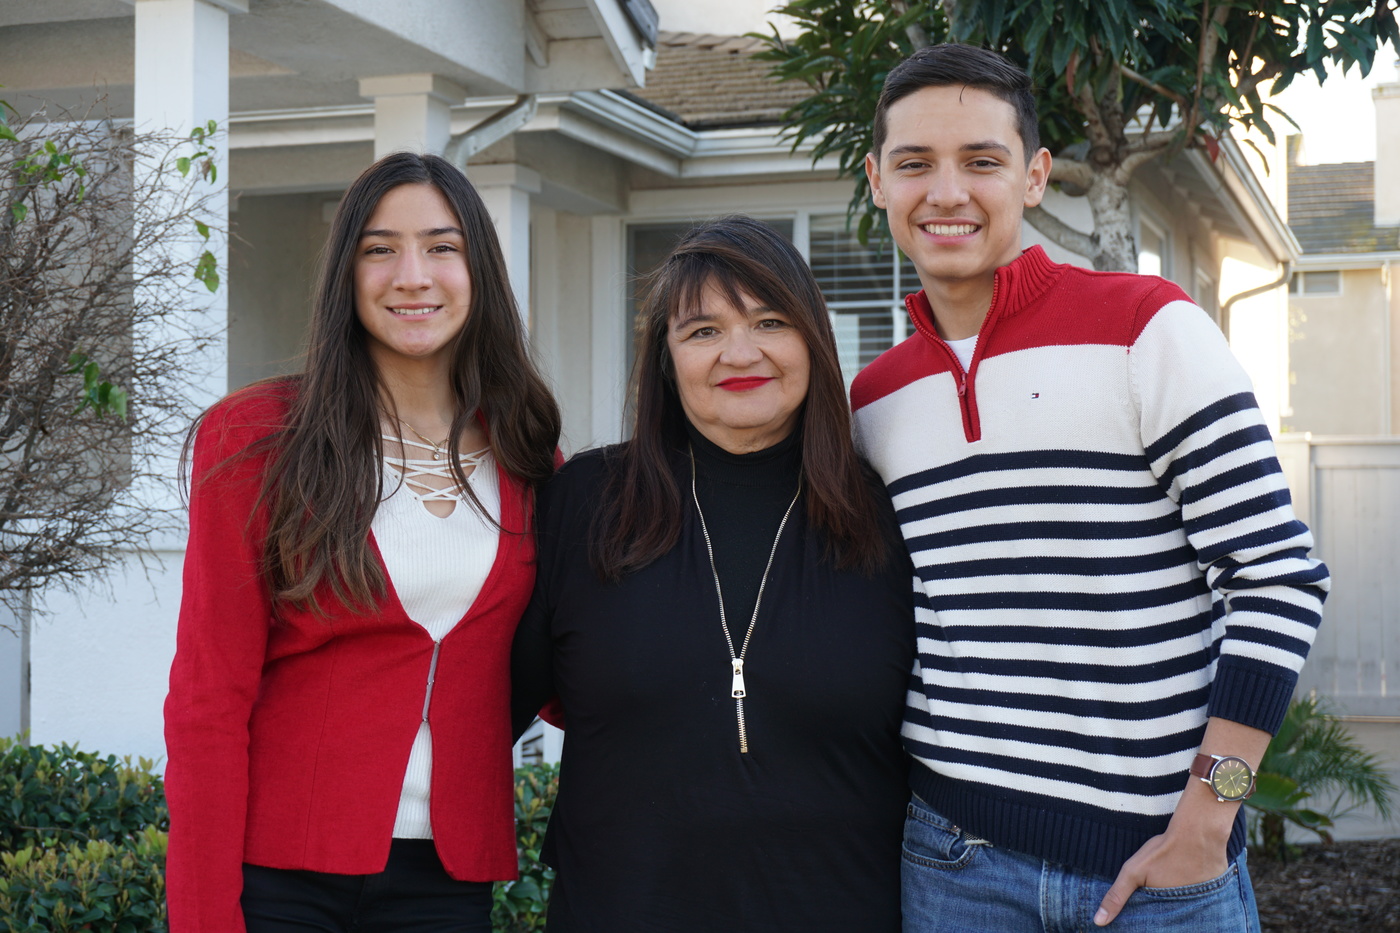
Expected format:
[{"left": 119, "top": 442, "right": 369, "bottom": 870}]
[
  {"left": 1137, "top": 861, "right": 1238, "bottom": 899},
  {"left": 901, "top": 797, "right": 980, "bottom": 870}
]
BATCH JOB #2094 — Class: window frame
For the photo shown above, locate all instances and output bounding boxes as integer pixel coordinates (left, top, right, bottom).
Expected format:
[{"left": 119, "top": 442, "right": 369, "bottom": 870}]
[{"left": 1289, "top": 270, "right": 1343, "bottom": 297}]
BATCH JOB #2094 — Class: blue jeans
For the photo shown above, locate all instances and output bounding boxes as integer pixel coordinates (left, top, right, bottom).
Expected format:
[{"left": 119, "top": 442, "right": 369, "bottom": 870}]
[{"left": 902, "top": 795, "right": 1259, "bottom": 933}]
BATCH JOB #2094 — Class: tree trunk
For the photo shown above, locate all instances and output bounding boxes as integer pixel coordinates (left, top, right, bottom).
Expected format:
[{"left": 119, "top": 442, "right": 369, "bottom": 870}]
[{"left": 1084, "top": 172, "right": 1137, "bottom": 272}]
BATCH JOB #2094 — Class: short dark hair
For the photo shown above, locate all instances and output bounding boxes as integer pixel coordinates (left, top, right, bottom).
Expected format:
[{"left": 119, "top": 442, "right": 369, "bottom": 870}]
[
  {"left": 591, "top": 214, "right": 889, "bottom": 580},
  {"left": 873, "top": 43, "right": 1040, "bottom": 161}
]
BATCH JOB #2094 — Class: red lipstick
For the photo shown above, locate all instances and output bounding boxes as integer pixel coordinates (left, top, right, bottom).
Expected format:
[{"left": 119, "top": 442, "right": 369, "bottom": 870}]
[{"left": 717, "top": 377, "right": 774, "bottom": 391}]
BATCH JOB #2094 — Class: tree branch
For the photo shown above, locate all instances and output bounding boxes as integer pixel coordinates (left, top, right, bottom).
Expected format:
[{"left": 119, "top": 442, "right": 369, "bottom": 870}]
[
  {"left": 1117, "top": 143, "right": 1172, "bottom": 181},
  {"left": 1122, "top": 129, "right": 1179, "bottom": 157},
  {"left": 1049, "top": 156, "right": 1094, "bottom": 189},
  {"left": 1024, "top": 204, "right": 1097, "bottom": 259},
  {"left": 889, "top": 0, "right": 930, "bottom": 48},
  {"left": 1076, "top": 69, "right": 1113, "bottom": 153},
  {"left": 1118, "top": 63, "right": 1187, "bottom": 110}
]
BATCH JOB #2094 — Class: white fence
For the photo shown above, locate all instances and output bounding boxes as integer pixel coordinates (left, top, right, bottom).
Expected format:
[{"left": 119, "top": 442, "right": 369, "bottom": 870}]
[{"left": 1277, "top": 435, "right": 1400, "bottom": 717}]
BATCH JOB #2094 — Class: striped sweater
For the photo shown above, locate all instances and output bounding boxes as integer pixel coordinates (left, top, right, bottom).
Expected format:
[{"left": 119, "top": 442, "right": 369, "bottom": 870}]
[{"left": 850, "top": 246, "right": 1329, "bottom": 879}]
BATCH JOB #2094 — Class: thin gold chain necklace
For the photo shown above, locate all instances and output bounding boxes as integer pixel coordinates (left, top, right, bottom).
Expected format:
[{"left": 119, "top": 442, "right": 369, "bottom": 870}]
[
  {"left": 688, "top": 444, "right": 801, "bottom": 754},
  {"left": 398, "top": 418, "right": 450, "bottom": 461}
]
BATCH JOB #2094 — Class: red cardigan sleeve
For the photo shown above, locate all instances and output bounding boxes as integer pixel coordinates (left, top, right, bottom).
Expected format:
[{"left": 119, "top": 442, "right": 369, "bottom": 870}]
[{"left": 164, "top": 390, "right": 285, "bottom": 933}]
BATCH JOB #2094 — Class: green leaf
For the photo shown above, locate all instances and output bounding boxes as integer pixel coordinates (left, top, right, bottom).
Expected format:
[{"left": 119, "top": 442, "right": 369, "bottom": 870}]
[
  {"left": 110, "top": 387, "right": 129, "bottom": 421},
  {"left": 11, "top": 201, "right": 27, "bottom": 223},
  {"left": 194, "top": 249, "right": 220, "bottom": 292},
  {"left": 176, "top": 156, "right": 191, "bottom": 177},
  {"left": 195, "top": 219, "right": 210, "bottom": 239},
  {"left": 509, "top": 877, "right": 543, "bottom": 900}
]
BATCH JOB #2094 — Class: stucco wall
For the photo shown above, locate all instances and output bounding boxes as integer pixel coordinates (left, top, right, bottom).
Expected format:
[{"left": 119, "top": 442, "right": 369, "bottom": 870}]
[
  {"left": 0, "top": 603, "right": 28, "bottom": 739},
  {"left": 1284, "top": 268, "right": 1392, "bottom": 435},
  {"left": 29, "top": 550, "right": 184, "bottom": 764}
]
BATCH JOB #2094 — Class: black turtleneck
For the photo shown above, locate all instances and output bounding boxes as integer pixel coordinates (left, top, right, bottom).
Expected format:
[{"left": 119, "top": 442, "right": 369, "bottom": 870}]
[
  {"left": 685, "top": 420, "right": 803, "bottom": 636},
  {"left": 511, "top": 431, "right": 914, "bottom": 933}
]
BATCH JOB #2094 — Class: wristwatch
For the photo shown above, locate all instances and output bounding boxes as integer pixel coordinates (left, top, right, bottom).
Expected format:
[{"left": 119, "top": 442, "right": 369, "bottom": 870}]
[{"left": 1190, "top": 753, "right": 1256, "bottom": 802}]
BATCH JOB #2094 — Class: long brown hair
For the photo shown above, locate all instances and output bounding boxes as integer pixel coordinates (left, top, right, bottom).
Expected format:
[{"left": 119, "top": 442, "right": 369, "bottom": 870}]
[
  {"left": 593, "top": 214, "right": 887, "bottom": 580},
  {"left": 198, "top": 152, "right": 559, "bottom": 613}
]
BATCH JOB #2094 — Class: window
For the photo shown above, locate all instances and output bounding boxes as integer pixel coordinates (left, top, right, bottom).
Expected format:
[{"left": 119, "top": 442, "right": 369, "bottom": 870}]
[
  {"left": 1194, "top": 270, "right": 1218, "bottom": 319},
  {"left": 1289, "top": 271, "right": 1341, "bottom": 296},
  {"left": 807, "top": 214, "right": 918, "bottom": 386},
  {"left": 1136, "top": 216, "right": 1169, "bottom": 278}
]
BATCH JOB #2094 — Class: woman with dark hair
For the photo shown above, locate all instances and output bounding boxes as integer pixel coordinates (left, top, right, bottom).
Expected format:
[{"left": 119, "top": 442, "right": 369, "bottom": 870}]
[
  {"left": 512, "top": 215, "right": 914, "bottom": 932},
  {"left": 164, "top": 151, "right": 560, "bottom": 933}
]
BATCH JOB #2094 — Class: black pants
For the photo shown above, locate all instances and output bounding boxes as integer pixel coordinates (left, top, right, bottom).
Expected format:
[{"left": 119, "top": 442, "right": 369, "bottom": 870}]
[{"left": 241, "top": 838, "right": 494, "bottom": 933}]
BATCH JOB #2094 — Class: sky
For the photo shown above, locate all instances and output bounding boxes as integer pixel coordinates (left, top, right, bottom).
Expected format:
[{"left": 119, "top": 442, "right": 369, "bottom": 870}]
[{"left": 1253, "top": 57, "right": 1397, "bottom": 165}]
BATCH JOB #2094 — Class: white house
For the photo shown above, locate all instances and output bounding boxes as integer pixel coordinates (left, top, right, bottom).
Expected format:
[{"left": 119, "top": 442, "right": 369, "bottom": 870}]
[{"left": 1, "top": 1, "right": 1305, "bottom": 776}]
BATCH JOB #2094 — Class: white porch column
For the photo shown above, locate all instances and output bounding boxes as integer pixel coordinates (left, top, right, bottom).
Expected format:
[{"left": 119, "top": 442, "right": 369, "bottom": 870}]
[
  {"left": 468, "top": 164, "right": 541, "bottom": 327},
  {"left": 359, "top": 74, "right": 468, "bottom": 159},
  {"left": 134, "top": 0, "right": 239, "bottom": 410}
]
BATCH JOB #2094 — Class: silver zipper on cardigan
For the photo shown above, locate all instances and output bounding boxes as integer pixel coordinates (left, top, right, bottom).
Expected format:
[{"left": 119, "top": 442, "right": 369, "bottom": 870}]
[
  {"left": 420, "top": 640, "right": 443, "bottom": 722},
  {"left": 689, "top": 445, "right": 800, "bottom": 754}
]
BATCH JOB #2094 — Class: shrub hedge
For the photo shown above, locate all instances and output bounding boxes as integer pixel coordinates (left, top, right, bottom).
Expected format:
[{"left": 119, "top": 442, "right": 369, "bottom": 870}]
[
  {"left": 1, "top": 738, "right": 167, "bottom": 851},
  {"left": 0, "top": 739, "right": 558, "bottom": 933},
  {"left": 492, "top": 763, "right": 559, "bottom": 932},
  {"left": 0, "top": 738, "right": 169, "bottom": 930}
]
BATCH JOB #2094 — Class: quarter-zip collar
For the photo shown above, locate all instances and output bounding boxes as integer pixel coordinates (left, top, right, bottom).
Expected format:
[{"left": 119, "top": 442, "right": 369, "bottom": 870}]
[{"left": 903, "top": 246, "right": 1062, "bottom": 443}]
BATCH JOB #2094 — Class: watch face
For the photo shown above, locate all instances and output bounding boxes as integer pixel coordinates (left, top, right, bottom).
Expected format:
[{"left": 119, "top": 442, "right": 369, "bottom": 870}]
[{"left": 1210, "top": 756, "right": 1254, "bottom": 800}]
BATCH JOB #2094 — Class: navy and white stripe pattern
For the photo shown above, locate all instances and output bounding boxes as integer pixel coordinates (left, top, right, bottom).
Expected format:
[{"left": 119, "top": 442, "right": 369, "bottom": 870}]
[{"left": 851, "top": 248, "right": 1328, "bottom": 877}]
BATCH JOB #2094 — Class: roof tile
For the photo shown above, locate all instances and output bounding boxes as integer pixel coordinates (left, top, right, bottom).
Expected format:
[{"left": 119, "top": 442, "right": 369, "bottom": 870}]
[
  {"left": 623, "top": 30, "right": 812, "bottom": 129},
  {"left": 1288, "top": 161, "right": 1400, "bottom": 254}
]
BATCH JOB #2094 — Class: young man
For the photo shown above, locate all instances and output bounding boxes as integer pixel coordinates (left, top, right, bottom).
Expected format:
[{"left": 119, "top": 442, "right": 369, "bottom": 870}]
[{"left": 851, "top": 44, "right": 1329, "bottom": 930}]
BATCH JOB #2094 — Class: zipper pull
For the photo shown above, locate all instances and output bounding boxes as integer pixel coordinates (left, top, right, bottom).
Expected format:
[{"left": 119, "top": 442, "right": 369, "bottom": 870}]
[
  {"left": 957, "top": 377, "right": 968, "bottom": 398},
  {"left": 731, "top": 658, "right": 747, "bottom": 698},
  {"left": 421, "top": 640, "right": 443, "bottom": 723}
]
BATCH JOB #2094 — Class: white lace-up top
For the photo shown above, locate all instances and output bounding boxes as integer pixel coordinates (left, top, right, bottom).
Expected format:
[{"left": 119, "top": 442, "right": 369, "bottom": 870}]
[{"left": 372, "top": 435, "right": 500, "bottom": 839}]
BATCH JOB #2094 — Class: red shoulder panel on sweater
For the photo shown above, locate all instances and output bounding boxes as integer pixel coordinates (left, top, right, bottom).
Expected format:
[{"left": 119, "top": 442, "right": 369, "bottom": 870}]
[
  {"left": 984, "top": 267, "right": 1190, "bottom": 357},
  {"left": 850, "top": 333, "right": 956, "bottom": 412}
]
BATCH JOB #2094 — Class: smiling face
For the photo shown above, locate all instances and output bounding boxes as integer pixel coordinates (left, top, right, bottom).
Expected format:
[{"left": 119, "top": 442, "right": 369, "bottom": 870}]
[
  {"left": 354, "top": 183, "right": 472, "bottom": 377},
  {"left": 866, "top": 84, "right": 1050, "bottom": 303},
  {"left": 667, "top": 281, "right": 811, "bottom": 454}
]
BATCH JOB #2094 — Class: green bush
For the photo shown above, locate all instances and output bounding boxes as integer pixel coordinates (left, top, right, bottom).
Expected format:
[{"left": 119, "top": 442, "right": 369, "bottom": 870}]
[
  {"left": 492, "top": 762, "right": 559, "bottom": 933},
  {"left": 0, "top": 826, "right": 167, "bottom": 932},
  {"left": 0, "top": 738, "right": 169, "bottom": 931},
  {"left": 1, "top": 737, "right": 167, "bottom": 850},
  {"left": 1, "top": 740, "right": 561, "bottom": 932},
  {"left": 1246, "top": 695, "right": 1397, "bottom": 859}
]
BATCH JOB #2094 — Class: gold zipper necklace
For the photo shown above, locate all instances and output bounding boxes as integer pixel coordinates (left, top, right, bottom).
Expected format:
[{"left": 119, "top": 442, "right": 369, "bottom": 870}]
[{"left": 689, "top": 444, "right": 801, "bottom": 754}]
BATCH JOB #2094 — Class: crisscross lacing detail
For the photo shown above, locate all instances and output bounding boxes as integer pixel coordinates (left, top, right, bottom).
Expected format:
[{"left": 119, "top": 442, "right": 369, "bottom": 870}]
[{"left": 381, "top": 434, "right": 490, "bottom": 502}]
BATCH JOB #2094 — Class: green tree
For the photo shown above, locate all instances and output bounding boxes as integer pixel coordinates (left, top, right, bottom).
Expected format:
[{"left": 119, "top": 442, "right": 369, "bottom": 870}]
[
  {"left": 758, "top": 0, "right": 1400, "bottom": 270},
  {"left": 0, "top": 98, "right": 222, "bottom": 624}
]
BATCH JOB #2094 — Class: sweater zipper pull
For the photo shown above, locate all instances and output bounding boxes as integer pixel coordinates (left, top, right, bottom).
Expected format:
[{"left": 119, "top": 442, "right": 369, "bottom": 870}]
[
  {"left": 957, "top": 376, "right": 968, "bottom": 398},
  {"left": 730, "top": 657, "right": 747, "bottom": 699}
]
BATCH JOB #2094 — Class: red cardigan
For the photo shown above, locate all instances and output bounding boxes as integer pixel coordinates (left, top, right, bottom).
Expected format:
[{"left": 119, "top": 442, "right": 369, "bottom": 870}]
[{"left": 164, "top": 385, "right": 536, "bottom": 933}]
